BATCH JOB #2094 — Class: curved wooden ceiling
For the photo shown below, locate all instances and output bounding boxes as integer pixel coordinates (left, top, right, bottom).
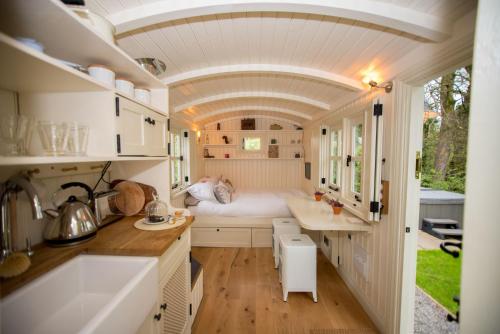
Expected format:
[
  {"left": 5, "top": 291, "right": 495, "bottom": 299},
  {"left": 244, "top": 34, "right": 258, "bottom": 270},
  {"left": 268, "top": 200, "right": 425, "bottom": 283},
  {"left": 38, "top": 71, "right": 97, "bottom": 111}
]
[{"left": 87, "top": 0, "right": 476, "bottom": 125}]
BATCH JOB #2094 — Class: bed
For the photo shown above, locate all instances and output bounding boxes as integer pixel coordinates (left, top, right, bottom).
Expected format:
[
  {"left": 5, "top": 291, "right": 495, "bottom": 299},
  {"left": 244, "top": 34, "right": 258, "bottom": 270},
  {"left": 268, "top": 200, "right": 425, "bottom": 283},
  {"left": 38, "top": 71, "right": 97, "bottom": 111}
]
[{"left": 188, "top": 188, "right": 318, "bottom": 248}]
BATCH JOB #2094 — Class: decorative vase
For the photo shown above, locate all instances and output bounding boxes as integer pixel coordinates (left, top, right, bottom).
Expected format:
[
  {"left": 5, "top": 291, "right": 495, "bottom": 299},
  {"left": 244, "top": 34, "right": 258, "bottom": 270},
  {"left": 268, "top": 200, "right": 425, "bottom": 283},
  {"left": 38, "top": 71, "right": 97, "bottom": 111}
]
[
  {"left": 314, "top": 194, "right": 322, "bottom": 201},
  {"left": 333, "top": 206, "right": 343, "bottom": 215}
]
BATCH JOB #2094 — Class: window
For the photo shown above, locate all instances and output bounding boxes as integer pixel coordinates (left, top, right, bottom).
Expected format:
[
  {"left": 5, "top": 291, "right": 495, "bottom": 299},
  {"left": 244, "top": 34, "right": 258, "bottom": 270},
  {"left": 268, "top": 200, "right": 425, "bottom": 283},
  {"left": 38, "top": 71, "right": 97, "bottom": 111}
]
[
  {"left": 242, "top": 137, "right": 261, "bottom": 151},
  {"left": 348, "top": 119, "right": 363, "bottom": 201},
  {"left": 329, "top": 128, "right": 342, "bottom": 190},
  {"left": 170, "top": 128, "right": 190, "bottom": 191}
]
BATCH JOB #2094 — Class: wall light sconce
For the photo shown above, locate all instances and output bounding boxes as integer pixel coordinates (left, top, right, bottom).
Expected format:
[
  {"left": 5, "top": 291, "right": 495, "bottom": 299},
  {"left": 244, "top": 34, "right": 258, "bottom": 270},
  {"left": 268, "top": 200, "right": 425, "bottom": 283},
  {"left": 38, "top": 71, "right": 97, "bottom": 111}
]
[
  {"left": 196, "top": 130, "right": 201, "bottom": 143},
  {"left": 368, "top": 80, "right": 393, "bottom": 93}
]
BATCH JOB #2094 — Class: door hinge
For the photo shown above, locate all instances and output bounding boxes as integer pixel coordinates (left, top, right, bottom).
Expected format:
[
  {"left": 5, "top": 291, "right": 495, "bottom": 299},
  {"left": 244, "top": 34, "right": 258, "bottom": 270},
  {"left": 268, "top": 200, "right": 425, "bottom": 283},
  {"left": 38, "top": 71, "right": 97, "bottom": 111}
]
[
  {"left": 116, "top": 134, "right": 121, "bottom": 154},
  {"left": 184, "top": 131, "right": 188, "bottom": 138},
  {"left": 406, "top": 227, "right": 411, "bottom": 233},
  {"left": 369, "top": 201, "right": 380, "bottom": 213},
  {"left": 167, "top": 118, "right": 170, "bottom": 131},
  {"left": 189, "top": 303, "right": 192, "bottom": 316},
  {"left": 322, "top": 128, "right": 327, "bottom": 135},
  {"left": 115, "top": 97, "right": 120, "bottom": 116},
  {"left": 167, "top": 142, "right": 171, "bottom": 155},
  {"left": 373, "top": 103, "right": 383, "bottom": 116},
  {"left": 321, "top": 177, "right": 326, "bottom": 185}
]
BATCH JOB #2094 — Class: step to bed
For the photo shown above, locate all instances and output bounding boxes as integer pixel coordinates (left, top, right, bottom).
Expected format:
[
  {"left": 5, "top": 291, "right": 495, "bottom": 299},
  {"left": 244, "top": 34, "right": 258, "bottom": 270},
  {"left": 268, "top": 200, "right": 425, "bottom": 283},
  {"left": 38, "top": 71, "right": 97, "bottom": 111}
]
[{"left": 430, "top": 227, "right": 463, "bottom": 240}]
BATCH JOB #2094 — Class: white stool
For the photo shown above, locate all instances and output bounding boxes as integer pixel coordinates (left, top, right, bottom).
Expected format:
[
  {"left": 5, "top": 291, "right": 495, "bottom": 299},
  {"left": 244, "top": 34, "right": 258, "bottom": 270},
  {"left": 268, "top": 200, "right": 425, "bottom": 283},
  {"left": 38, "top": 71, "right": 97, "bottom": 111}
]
[
  {"left": 272, "top": 218, "right": 301, "bottom": 268},
  {"left": 279, "top": 234, "right": 317, "bottom": 302}
]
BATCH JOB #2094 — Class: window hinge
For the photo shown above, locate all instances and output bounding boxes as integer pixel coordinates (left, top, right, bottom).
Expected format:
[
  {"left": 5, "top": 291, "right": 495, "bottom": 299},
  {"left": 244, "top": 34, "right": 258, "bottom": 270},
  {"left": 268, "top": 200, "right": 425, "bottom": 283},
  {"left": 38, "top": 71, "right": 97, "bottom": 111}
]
[
  {"left": 184, "top": 131, "right": 188, "bottom": 138},
  {"left": 337, "top": 256, "right": 340, "bottom": 265},
  {"left": 406, "top": 227, "right": 411, "bottom": 233},
  {"left": 167, "top": 142, "right": 171, "bottom": 155},
  {"left": 185, "top": 176, "right": 189, "bottom": 182},
  {"left": 116, "top": 134, "right": 121, "bottom": 153},
  {"left": 346, "top": 155, "right": 352, "bottom": 167},
  {"left": 115, "top": 97, "right": 120, "bottom": 116},
  {"left": 167, "top": 118, "right": 170, "bottom": 131},
  {"left": 322, "top": 128, "right": 327, "bottom": 135},
  {"left": 354, "top": 194, "right": 362, "bottom": 203},
  {"left": 321, "top": 177, "right": 326, "bottom": 185},
  {"left": 189, "top": 251, "right": 192, "bottom": 263},
  {"left": 373, "top": 103, "right": 383, "bottom": 116},
  {"left": 180, "top": 155, "right": 184, "bottom": 161},
  {"left": 189, "top": 303, "right": 192, "bottom": 316},
  {"left": 370, "top": 201, "right": 380, "bottom": 213}
]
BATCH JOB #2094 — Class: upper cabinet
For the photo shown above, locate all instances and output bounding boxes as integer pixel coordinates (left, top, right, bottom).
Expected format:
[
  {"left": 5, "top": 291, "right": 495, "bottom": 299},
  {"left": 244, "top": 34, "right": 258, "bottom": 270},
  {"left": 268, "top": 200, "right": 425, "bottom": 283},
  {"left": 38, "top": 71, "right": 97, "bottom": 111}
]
[{"left": 116, "top": 96, "right": 167, "bottom": 157}]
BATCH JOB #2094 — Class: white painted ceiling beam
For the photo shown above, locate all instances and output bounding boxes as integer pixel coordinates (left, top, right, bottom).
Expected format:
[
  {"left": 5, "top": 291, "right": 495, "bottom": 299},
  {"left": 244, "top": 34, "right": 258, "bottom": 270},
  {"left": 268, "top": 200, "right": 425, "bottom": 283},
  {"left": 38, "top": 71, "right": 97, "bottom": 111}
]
[
  {"left": 109, "top": 0, "right": 451, "bottom": 42},
  {"left": 174, "top": 91, "right": 330, "bottom": 113},
  {"left": 164, "top": 64, "right": 364, "bottom": 91},
  {"left": 192, "top": 106, "right": 313, "bottom": 121}
]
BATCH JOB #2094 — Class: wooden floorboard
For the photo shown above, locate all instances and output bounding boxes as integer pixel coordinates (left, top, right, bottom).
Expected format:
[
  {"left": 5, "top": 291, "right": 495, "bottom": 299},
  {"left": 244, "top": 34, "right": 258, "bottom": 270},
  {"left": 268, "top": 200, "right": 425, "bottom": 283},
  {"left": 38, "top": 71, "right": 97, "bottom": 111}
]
[{"left": 191, "top": 247, "right": 378, "bottom": 334}]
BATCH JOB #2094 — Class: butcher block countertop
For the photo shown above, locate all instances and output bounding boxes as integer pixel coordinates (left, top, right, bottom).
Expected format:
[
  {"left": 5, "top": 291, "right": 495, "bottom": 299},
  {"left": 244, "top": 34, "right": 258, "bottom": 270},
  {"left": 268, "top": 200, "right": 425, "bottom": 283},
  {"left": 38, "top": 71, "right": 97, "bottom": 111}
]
[{"left": 0, "top": 216, "right": 194, "bottom": 298}]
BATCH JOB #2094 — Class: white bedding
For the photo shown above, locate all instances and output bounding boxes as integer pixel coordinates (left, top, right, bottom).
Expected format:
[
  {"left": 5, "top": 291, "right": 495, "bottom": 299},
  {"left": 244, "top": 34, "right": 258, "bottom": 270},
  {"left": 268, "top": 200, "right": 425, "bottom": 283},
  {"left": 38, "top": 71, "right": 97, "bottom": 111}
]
[{"left": 188, "top": 188, "right": 306, "bottom": 218}]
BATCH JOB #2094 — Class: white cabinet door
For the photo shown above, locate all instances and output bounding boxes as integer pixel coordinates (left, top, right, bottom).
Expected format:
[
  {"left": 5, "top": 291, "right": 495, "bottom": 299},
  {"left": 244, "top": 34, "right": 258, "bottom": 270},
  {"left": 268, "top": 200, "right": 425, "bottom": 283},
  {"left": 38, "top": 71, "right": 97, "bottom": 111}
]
[
  {"left": 145, "top": 110, "right": 167, "bottom": 156},
  {"left": 136, "top": 304, "right": 160, "bottom": 334},
  {"left": 115, "top": 96, "right": 167, "bottom": 156}
]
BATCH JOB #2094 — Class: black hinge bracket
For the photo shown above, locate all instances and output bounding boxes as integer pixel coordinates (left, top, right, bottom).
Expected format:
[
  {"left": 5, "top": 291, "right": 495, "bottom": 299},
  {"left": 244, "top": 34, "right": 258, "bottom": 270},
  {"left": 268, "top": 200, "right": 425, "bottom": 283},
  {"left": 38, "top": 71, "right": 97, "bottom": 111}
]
[
  {"left": 322, "top": 128, "right": 327, "bottom": 135},
  {"left": 167, "top": 142, "right": 171, "bottom": 155},
  {"left": 189, "top": 303, "right": 192, "bottom": 316},
  {"left": 189, "top": 251, "right": 192, "bottom": 263},
  {"left": 370, "top": 201, "right": 380, "bottom": 213},
  {"left": 115, "top": 97, "right": 120, "bottom": 116},
  {"left": 167, "top": 118, "right": 170, "bottom": 131},
  {"left": 373, "top": 103, "right": 383, "bottom": 116},
  {"left": 184, "top": 131, "right": 188, "bottom": 138},
  {"left": 337, "top": 256, "right": 340, "bottom": 265},
  {"left": 406, "top": 227, "right": 411, "bottom": 233},
  {"left": 180, "top": 155, "right": 184, "bottom": 161},
  {"left": 116, "top": 134, "right": 121, "bottom": 153},
  {"left": 185, "top": 176, "right": 189, "bottom": 182},
  {"left": 321, "top": 177, "right": 326, "bottom": 185},
  {"left": 346, "top": 155, "right": 352, "bottom": 167}
]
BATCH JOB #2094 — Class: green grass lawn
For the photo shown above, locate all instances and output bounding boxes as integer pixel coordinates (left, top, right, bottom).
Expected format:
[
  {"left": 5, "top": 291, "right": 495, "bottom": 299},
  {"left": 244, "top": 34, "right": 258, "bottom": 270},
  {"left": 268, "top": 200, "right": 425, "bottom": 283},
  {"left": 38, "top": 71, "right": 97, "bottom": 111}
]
[{"left": 416, "top": 249, "right": 461, "bottom": 313}]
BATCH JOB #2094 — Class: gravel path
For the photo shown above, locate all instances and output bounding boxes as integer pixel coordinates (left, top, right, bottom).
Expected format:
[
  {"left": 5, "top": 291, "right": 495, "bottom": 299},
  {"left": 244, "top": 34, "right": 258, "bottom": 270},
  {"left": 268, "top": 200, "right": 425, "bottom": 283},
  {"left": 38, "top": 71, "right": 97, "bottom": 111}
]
[{"left": 414, "top": 287, "right": 459, "bottom": 334}]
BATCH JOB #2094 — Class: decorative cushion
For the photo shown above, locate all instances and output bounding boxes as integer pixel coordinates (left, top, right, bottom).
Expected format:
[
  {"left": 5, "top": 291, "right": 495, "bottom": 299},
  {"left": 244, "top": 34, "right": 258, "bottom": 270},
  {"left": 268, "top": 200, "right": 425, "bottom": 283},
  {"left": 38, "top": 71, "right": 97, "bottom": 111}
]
[
  {"left": 187, "top": 182, "right": 218, "bottom": 202},
  {"left": 214, "top": 181, "right": 231, "bottom": 204},
  {"left": 223, "top": 179, "right": 235, "bottom": 193},
  {"left": 184, "top": 194, "right": 201, "bottom": 207},
  {"left": 199, "top": 175, "right": 221, "bottom": 184}
]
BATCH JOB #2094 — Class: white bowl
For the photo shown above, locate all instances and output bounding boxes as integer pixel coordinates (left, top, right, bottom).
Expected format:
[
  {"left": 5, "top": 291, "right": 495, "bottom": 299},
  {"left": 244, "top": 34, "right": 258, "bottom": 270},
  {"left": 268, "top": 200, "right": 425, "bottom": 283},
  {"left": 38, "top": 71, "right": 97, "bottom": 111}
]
[
  {"left": 115, "top": 78, "right": 134, "bottom": 96},
  {"left": 88, "top": 65, "right": 115, "bottom": 87},
  {"left": 72, "top": 8, "right": 116, "bottom": 45},
  {"left": 134, "top": 88, "right": 151, "bottom": 104}
]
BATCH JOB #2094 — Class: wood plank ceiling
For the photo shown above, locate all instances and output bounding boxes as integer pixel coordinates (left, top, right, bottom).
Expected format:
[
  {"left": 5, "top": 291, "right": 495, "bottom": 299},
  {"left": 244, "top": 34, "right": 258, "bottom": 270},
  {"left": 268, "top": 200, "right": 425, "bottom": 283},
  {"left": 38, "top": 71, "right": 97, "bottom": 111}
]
[{"left": 86, "top": 0, "right": 476, "bottom": 126}]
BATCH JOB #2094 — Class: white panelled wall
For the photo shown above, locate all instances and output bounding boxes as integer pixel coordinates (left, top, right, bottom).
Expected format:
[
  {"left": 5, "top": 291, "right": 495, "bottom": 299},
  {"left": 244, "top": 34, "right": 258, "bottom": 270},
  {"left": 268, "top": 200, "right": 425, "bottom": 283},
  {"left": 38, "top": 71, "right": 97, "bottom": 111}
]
[
  {"left": 199, "top": 117, "right": 304, "bottom": 189},
  {"left": 301, "top": 88, "right": 411, "bottom": 333}
]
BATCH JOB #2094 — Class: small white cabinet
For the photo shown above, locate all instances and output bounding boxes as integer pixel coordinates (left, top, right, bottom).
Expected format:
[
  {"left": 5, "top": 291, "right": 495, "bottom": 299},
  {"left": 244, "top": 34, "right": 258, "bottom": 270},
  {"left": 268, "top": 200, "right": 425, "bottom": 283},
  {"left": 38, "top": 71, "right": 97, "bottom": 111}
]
[
  {"left": 136, "top": 228, "right": 191, "bottom": 334},
  {"left": 116, "top": 95, "right": 168, "bottom": 157}
]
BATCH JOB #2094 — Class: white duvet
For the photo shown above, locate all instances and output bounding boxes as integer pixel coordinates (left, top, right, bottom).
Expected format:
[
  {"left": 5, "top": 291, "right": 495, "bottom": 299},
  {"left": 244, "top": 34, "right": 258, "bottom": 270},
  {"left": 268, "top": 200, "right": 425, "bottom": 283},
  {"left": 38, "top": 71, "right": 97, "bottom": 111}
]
[{"left": 188, "top": 188, "right": 307, "bottom": 217}]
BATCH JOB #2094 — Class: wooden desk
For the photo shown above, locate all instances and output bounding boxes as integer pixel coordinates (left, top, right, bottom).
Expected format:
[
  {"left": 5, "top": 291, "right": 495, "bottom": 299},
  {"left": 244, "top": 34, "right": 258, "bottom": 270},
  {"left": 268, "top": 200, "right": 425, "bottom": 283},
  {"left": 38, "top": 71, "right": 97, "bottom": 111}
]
[{"left": 286, "top": 196, "right": 372, "bottom": 232}]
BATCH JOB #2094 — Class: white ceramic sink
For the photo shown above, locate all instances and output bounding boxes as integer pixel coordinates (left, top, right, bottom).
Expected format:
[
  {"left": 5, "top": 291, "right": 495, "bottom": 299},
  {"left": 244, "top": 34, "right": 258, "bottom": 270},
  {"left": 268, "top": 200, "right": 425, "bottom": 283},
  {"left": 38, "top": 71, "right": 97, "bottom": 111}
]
[{"left": 1, "top": 255, "right": 158, "bottom": 334}]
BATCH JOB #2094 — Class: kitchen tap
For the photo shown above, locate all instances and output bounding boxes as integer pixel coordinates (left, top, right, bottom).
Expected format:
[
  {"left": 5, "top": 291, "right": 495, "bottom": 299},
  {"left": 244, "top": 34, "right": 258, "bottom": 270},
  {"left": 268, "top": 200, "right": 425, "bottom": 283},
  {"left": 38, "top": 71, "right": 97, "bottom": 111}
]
[{"left": 1, "top": 174, "right": 43, "bottom": 262}]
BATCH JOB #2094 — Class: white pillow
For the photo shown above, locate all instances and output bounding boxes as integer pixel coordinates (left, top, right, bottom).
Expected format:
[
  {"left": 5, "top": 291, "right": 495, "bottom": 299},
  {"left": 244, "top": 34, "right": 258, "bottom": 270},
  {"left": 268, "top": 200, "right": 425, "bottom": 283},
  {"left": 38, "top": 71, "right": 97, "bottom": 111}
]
[
  {"left": 214, "top": 181, "right": 231, "bottom": 204},
  {"left": 187, "top": 182, "right": 218, "bottom": 202}
]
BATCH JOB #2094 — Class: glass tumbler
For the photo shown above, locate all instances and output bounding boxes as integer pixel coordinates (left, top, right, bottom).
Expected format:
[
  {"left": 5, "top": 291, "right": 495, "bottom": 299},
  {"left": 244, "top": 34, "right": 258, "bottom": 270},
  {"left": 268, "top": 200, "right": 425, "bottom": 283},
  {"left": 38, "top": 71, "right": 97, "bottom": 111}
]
[{"left": 38, "top": 121, "right": 70, "bottom": 156}]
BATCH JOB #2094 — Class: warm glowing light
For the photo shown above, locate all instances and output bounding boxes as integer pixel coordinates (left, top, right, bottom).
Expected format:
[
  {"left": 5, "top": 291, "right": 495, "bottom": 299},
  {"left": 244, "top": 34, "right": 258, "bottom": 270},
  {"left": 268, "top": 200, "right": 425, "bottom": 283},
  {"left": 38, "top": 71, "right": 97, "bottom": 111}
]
[
  {"left": 360, "top": 65, "right": 383, "bottom": 88},
  {"left": 196, "top": 130, "right": 201, "bottom": 138}
]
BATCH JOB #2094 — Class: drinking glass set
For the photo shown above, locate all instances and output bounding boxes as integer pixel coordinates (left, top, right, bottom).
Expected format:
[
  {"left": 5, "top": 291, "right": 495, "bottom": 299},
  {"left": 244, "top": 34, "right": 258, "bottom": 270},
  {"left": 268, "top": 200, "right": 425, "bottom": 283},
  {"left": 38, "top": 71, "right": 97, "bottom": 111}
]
[{"left": 0, "top": 114, "right": 89, "bottom": 156}]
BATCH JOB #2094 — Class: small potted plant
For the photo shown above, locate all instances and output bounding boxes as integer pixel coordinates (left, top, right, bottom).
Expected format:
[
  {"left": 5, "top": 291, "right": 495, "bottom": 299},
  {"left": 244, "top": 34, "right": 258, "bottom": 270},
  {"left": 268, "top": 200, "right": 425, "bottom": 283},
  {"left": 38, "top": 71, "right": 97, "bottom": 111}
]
[
  {"left": 327, "top": 199, "right": 344, "bottom": 215},
  {"left": 314, "top": 190, "right": 324, "bottom": 201}
]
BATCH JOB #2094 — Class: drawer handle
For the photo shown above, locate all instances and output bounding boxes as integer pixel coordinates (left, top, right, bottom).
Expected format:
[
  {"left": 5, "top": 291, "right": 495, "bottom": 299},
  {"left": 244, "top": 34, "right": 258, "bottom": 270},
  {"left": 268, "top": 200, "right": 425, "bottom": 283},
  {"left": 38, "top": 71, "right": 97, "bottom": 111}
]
[
  {"left": 216, "top": 228, "right": 220, "bottom": 232},
  {"left": 160, "top": 303, "right": 167, "bottom": 310},
  {"left": 154, "top": 313, "right": 162, "bottom": 321}
]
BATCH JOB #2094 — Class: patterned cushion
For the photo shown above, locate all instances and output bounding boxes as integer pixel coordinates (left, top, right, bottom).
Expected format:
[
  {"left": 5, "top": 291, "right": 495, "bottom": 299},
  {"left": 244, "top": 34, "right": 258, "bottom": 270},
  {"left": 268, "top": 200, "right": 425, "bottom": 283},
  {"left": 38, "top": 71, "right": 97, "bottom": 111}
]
[
  {"left": 214, "top": 181, "right": 231, "bottom": 204},
  {"left": 184, "top": 194, "right": 200, "bottom": 207}
]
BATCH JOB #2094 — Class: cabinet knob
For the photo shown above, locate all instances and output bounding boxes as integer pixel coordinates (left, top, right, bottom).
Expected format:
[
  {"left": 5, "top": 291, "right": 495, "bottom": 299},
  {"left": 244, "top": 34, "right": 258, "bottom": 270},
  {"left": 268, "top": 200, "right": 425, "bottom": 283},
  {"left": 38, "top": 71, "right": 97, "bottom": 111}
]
[
  {"left": 160, "top": 303, "right": 167, "bottom": 310},
  {"left": 152, "top": 119, "right": 156, "bottom": 126},
  {"left": 154, "top": 313, "right": 162, "bottom": 321}
]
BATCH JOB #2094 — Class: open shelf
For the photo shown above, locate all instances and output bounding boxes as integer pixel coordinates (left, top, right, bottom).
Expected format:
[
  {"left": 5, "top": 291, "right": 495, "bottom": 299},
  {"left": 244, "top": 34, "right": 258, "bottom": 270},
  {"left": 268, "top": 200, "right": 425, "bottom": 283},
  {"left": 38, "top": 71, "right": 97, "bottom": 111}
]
[
  {"left": 203, "top": 144, "right": 238, "bottom": 147},
  {"left": 203, "top": 130, "right": 303, "bottom": 133},
  {"left": 0, "top": 32, "right": 110, "bottom": 93},
  {"left": 0, "top": 0, "right": 164, "bottom": 90},
  {"left": 115, "top": 91, "right": 167, "bottom": 116},
  {"left": 0, "top": 156, "right": 169, "bottom": 166}
]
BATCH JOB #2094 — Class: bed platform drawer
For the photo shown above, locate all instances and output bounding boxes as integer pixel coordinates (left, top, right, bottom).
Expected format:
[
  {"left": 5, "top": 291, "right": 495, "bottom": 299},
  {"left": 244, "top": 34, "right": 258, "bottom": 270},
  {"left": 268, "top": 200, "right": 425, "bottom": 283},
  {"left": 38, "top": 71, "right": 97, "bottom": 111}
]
[
  {"left": 192, "top": 227, "right": 252, "bottom": 247},
  {"left": 252, "top": 228, "right": 272, "bottom": 247}
]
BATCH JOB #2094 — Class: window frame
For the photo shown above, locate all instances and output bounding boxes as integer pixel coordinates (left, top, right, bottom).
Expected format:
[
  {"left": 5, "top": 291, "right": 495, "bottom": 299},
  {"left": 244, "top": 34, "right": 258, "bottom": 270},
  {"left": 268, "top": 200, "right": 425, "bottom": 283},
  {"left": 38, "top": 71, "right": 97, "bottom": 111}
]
[
  {"left": 328, "top": 126, "right": 343, "bottom": 192},
  {"left": 346, "top": 115, "right": 364, "bottom": 203},
  {"left": 170, "top": 128, "right": 190, "bottom": 193},
  {"left": 241, "top": 135, "right": 263, "bottom": 153}
]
